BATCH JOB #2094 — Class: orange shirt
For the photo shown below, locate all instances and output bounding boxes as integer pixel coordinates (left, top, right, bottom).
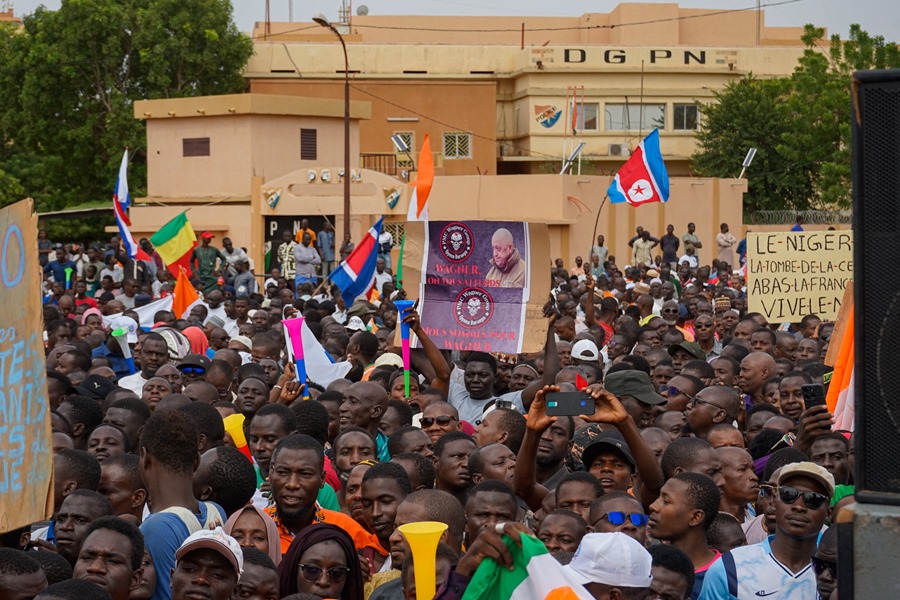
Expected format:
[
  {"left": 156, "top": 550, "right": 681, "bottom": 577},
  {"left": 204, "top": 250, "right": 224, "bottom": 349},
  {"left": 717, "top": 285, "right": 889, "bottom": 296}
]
[{"left": 266, "top": 503, "right": 386, "bottom": 556}]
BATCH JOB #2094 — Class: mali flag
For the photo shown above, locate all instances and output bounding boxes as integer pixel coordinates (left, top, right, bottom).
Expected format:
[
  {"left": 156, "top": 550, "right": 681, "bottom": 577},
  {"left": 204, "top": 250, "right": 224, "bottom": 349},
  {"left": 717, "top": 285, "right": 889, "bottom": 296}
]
[{"left": 150, "top": 212, "right": 198, "bottom": 276}]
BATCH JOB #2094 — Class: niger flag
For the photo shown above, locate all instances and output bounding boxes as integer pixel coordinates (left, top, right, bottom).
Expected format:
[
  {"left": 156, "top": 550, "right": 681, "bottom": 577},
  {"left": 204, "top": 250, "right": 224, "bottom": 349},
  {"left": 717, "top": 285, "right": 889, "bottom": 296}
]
[
  {"left": 172, "top": 268, "right": 199, "bottom": 320},
  {"left": 150, "top": 212, "right": 198, "bottom": 276},
  {"left": 406, "top": 134, "right": 434, "bottom": 221}
]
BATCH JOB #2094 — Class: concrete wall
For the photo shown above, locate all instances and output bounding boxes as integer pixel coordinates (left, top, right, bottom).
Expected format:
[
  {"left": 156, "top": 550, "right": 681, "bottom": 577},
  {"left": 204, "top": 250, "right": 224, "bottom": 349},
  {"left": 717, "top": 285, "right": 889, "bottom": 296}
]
[
  {"left": 145, "top": 114, "right": 359, "bottom": 198},
  {"left": 250, "top": 79, "right": 497, "bottom": 177}
]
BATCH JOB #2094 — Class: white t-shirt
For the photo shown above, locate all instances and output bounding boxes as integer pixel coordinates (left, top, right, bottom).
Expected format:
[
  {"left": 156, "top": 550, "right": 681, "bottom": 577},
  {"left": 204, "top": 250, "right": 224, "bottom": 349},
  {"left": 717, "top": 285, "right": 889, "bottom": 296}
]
[
  {"left": 447, "top": 381, "right": 523, "bottom": 425},
  {"left": 118, "top": 372, "right": 149, "bottom": 396}
]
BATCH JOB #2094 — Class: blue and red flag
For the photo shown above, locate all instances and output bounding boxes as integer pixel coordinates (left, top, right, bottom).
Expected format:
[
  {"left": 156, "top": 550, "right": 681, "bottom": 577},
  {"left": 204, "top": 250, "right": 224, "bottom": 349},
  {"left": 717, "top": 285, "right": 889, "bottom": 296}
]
[
  {"left": 329, "top": 216, "right": 385, "bottom": 307},
  {"left": 113, "top": 150, "right": 150, "bottom": 260},
  {"left": 607, "top": 129, "right": 669, "bottom": 207}
]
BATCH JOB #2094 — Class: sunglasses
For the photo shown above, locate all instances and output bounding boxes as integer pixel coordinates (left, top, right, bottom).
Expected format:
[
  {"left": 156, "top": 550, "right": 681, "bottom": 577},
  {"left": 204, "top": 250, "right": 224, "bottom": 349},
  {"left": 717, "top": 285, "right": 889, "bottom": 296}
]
[
  {"left": 179, "top": 366, "right": 206, "bottom": 375},
  {"left": 660, "top": 385, "right": 695, "bottom": 400},
  {"left": 421, "top": 415, "right": 457, "bottom": 428},
  {"left": 298, "top": 564, "right": 350, "bottom": 584},
  {"left": 758, "top": 484, "right": 778, "bottom": 499},
  {"left": 778, "top": 485, "right": 829, "bottom": 510},
  {"left": 593, "top": 512, "right": 648, "bottom": 527},
  {"left": 689, "top": 396, "right": 723, "bottom": 410},
  {"left": 767, "top": 432, "right": 797, "bottom": 454},
  {"left": 811, "top": 557, "right": 837, "bottom": 578}
]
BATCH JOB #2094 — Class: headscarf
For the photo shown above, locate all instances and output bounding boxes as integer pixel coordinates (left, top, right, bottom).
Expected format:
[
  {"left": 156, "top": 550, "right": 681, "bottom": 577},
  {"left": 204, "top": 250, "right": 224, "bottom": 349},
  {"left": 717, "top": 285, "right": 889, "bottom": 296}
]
[
  {"left": 277, "top": 523, "right": 363, "bottom": 600},
  {"left": 182, "top": 326, "right": 210, "bottom": 355},
  {"left": 223, "top": 505, "right": 281, "bottom": 566},
  {"left": 82, "top": 307, "right": 103, "bottom": 326}
]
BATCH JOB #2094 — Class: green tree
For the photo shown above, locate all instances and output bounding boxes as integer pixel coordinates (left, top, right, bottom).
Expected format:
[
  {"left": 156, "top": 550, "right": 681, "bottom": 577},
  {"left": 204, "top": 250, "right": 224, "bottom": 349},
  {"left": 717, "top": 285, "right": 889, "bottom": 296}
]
[
  {"left": 692, "top": 25, "right": 899, "bottom": 213},
  {"left": 692, "top": 76, "right": 809, "bottom": 212},
  {"left": 0, "top": 166, "right": 24, "bottom": 208},
  {"left": 0, "top": 0, "right": 252, "bottom": 214}
]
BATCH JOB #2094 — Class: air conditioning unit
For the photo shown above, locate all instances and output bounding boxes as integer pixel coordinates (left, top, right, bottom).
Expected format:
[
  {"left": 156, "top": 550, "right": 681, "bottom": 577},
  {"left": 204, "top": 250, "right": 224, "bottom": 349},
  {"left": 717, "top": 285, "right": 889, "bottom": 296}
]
[{"left": 608, "top": 143, "right": 631, "bottom": 157}]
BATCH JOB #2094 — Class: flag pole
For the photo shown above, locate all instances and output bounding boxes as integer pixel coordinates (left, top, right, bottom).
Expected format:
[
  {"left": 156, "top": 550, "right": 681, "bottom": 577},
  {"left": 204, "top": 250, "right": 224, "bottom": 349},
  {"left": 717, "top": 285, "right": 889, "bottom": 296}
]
[{"left": 589, "top": 194, "right": 609, "bottom": 267}]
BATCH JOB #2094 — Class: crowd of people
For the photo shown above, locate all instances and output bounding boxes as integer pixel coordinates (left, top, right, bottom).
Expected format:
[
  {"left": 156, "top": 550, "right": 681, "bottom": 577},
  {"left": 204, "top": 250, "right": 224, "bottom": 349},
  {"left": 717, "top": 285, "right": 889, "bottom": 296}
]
[{"left": 5, "top": 221, "right": 848, "bottom": 600}]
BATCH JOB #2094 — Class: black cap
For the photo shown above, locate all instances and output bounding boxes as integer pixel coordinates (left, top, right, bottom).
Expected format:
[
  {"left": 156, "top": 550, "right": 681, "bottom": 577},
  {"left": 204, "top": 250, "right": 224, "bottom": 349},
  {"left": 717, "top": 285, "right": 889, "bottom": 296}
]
[
  {"left": 177, "top": 353, "right": 211, "bottom": 370},
  {"left": 581, "top": 430, "right": 636, "bottom": 472},
  {"left": 69, "top": 374, "right": 118, "bottom": 401}
]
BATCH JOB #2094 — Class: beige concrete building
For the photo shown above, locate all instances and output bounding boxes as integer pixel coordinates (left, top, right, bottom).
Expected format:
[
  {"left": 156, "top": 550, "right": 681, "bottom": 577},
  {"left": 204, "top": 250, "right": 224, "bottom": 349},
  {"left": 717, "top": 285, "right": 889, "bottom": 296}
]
[
  {"left": 129, "top": 91, "right": 745, "bottom": 273},
  {"left": 246, "top": 3, "right": 816, "bottom": 177},
  {"left": 130, "top": 3, "right": 777, "bottom": 271}
]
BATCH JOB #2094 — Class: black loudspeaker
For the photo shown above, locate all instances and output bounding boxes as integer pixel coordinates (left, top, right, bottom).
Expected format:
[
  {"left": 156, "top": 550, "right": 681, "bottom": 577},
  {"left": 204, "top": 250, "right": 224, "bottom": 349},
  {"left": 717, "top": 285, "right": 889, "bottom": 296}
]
[{"left": 852, "top": 69, "right": 900, "bottom": 504}]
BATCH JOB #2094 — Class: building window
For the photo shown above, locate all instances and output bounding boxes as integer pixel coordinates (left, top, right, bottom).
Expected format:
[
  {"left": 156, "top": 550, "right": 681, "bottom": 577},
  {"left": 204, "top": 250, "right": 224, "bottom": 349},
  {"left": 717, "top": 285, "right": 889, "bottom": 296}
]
[
  {"left": 395, "top": 131, "right": 415, "bottom": 168},
  {"left": 443, "top": 132, "right": 472, "bottom": 160},
  {"left": 182, "top": 138, "right": 210, "bottom": 157},
  {"left": 574, "top": 103, "right": 600, "bottom": 131},
  {"left": 673, "top": 104, "right": 700, "bottom": 130},
  {"left": 604, "top": 104, "right": 666, "bottom": 131},
  {"left": 300, "top": 128, "right": 318, "bottom": 160}
]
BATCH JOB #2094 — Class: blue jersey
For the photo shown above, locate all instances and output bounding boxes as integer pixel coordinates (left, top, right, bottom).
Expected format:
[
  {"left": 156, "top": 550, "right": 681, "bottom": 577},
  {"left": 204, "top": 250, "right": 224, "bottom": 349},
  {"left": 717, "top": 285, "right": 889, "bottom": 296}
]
[{"left": 698, "top": 538, "right": 816, "bottom": 600}]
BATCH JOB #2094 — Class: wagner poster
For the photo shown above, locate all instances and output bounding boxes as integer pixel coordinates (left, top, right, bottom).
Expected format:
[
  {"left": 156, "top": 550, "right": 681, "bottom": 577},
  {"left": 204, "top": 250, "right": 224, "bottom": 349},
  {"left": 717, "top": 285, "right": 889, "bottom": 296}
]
[
  {"left": 747, "top": 230, "right": 853, "bottom": 322},
  {"left": 0, "top": 198, "right": 53, "bottom": 532},
  {"left": 417, "top": 221, "right": 532, "bottom": 354}
]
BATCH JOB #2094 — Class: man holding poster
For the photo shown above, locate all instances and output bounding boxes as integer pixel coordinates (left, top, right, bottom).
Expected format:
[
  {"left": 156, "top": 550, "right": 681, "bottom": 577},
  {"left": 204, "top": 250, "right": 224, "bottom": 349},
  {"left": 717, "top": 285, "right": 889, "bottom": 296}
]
[{"left": 486, "top": 227, "right": 527, "bottom": 288}]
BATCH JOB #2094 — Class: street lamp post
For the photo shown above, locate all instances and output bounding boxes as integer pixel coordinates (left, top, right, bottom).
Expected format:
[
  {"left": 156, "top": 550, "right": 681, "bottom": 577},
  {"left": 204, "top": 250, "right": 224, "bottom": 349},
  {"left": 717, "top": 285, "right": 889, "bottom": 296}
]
[{"left": 313, "top": 14, "right": 351, "bottom": 243}]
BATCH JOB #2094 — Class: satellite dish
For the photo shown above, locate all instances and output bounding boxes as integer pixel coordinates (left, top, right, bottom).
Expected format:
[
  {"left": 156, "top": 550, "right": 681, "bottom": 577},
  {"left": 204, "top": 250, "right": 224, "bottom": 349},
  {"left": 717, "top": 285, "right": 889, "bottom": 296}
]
[{"left": 357, "top": 4, "right": 369, "bottom": 16}]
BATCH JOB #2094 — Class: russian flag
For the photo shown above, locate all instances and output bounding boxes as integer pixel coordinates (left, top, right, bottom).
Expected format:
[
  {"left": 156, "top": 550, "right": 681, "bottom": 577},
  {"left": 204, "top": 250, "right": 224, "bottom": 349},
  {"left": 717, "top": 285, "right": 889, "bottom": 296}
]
[
  {"left": 329, "top": 216, "right": 385, "bottom": 308},
  {"left": 608, "top": 129, "right": 669, "bottom": 207},
  {"left": 113, "top": 150, "right": 150, "bottom": 260}
]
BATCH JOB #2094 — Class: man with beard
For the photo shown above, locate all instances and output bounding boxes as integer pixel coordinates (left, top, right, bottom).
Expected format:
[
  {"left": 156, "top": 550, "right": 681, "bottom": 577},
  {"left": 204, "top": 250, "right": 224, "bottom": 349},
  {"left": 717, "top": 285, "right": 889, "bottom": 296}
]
[
  {"left": 485, "top": 228, "right": 526, "bottom": 287},
  {"left": 264, "top": 434, "right": 382, "bottom": 556}
]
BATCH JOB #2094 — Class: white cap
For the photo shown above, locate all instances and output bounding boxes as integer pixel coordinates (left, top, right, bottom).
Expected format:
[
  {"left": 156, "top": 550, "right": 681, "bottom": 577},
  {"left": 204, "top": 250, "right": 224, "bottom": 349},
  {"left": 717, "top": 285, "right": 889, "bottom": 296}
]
[
  {"left": 230, "top": 335, "right": 253, "bottom": 352},
  {"left": 176, "top": 527, "right": 243, "bottom": 577},
  {"left": 564, "top": 532, "right": 652, "bottom": 588},
  {"left": 571, "top": 339, "right": 600, "bottom": 361},
  {"left": 109, "top": 315, "right": 139, "bottom": 344},
  {"left": 346, "top": 316, "right": 367, "bottom": 331},
  {"left": 374, "top": 353, "right": 403, "bottom": 368}
]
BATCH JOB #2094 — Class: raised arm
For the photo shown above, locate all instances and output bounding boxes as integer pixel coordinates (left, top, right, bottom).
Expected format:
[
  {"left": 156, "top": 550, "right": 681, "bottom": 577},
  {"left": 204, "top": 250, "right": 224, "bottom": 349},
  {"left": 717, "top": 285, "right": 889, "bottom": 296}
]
[
  {"left": 512, "top": 385, "right": 557, "bottom": 511},
  {"left": 404, "top": 305, "right": 450, "bottom": 397},
  {"left": 581, "top": 385, "right": 665, "bottom": 511},
  {"left": 583, "top": 275, "right": 598, "bottom": 331},
  {"left": 519, "top": 305, "right": 560, "bottom": 411}
]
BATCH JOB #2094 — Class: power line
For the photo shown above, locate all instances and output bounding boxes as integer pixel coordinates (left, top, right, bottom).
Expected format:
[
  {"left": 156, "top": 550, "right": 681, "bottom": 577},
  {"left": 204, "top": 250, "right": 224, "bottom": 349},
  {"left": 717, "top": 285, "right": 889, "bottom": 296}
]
[{"left": 256, "top": 0, "right": 803, "bottom": 39}]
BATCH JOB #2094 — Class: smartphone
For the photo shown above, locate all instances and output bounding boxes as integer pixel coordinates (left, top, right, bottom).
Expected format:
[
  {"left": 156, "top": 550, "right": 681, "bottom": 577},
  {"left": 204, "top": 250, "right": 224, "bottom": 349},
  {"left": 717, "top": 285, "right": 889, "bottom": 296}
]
[
  {"left": 546, "top": 392, "right": 593, "bottom": 417},
  {"left": 802, "top": 383, "right": 827, "bottom": 409}
]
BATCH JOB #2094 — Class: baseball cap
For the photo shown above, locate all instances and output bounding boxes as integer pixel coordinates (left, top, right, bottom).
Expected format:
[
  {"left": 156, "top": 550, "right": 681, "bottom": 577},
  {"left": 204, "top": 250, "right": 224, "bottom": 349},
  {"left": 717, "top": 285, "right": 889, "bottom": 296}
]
[
  {"left": 581, "top": 430, "right": 636, "bottom": 472},
  {"left": 178, "top": 353, "right": 211, "bottom": 370},
  {"left": 229, "top": 335, "right": 253, "bottom": 352},
  {"left": 347, "top": 301, "right": 375, "bottom": 318},
  {"left": 564, "top": 532, "right": 652, "bottom": 588},
  {"left": 200, "top": 231, "right": 214, "bottom": 239},
  {"left": 667, "top": 341, "right": 707, "bottom": 361},
  {"left": 604, "top": 370, "right": 666, "bottom": 405},
  {"left": 108, "top": 315, "right": 139, "bottom": 344},
  {"left": 374, "top": 353, "right": 404, "bottom": 369},
  {"left": 346, "top": 316, "right": 367, "bottom": 331},
  {"left": 175, "top": 527, "right": 243, "bottom": 577},
  {"left": 571, "top": 339, "right": 600, "bottom": 362},
  {"left": 778, "top": 461, "right": 836, "bottom": 498},
  {"left": 70, "top": 374, "right": 118, "bottom": 400}
]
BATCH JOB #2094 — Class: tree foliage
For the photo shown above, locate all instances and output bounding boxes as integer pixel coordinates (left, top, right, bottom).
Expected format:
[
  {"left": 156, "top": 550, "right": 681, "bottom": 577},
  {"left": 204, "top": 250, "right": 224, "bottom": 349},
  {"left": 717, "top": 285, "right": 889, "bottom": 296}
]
[
  {"left": 692, "top": 25, "right": 900, "bottom": 213},
  {"left": 0, "top": 0, "right": 252, "bottom": 216}
]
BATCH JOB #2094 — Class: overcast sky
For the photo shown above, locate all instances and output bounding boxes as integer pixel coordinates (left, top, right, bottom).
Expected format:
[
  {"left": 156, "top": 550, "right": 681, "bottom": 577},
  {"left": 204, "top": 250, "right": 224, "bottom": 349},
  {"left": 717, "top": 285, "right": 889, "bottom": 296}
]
[{"left": 11, "top": 0, "right": 900, "bottom": 40}]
